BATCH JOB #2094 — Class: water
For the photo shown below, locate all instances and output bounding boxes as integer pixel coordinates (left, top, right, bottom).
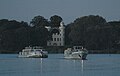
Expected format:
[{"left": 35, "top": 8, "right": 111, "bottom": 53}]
[{"left": 0, "top": 54, "right": 120, "bottom": 76}]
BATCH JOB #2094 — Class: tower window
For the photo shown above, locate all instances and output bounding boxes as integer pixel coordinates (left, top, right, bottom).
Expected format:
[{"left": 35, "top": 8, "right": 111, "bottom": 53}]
[
  {"left": 57, "top": 38, "right": 59, "bottom": 41},
  {"left": 54, "top": 38, "right": 56, "bottom": 41},
  {"left": 60, "top": 38, "right": 61, "bottom": 41}
]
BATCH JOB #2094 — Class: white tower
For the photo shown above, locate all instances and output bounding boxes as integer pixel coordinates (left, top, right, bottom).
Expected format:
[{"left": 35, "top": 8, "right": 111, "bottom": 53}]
[
  {"left": 59, "top": 22, "right": 65, "bottom": 46},
  {"left": 46, "top": 22, "right": 65, "bottom": 46}
]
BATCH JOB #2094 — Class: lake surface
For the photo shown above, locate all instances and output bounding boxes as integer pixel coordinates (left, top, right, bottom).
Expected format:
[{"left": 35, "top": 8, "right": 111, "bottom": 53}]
[{"left": 0, "top": 54, "right": 120, "bottom": 76}]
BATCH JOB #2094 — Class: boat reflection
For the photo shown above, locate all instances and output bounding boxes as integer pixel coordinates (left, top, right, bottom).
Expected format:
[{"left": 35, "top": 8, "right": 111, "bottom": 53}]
[
  {"left": 81, "top": 60, "right": 84, "bottom": 76},
  {"left": 40, "top": 58, "right": 43, "bottom": 76}
]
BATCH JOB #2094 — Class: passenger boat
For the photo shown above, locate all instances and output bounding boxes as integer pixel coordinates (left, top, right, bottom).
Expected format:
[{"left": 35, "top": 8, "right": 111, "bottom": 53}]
[
  {"left": 64, "top": 46, "right": 88, "bottom": 60},
  {"left": 18, "top": 46, "right": 48, "bottom": 58}
]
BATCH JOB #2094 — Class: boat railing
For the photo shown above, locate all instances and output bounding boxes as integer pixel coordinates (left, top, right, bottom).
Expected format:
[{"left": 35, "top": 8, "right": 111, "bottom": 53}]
[
  {"left": 25, "top": 46, "right": 32, "bottom": 49},
  {"left": 33, "top": 46, "right": 43, "bottom": 49},
  {"left": 24, "top": 46, "right": 43, "bottom": 49}
]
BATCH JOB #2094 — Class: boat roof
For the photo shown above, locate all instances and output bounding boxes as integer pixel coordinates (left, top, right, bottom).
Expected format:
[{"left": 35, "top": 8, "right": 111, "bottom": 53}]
[{"left": 24, "top": 46, "right": 43, "bottom": 49}]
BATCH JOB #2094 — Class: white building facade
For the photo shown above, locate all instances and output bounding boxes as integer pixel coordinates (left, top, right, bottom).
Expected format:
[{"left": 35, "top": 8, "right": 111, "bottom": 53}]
[{"left": 45, "top": 22, "right": 65, "bottom": 46}]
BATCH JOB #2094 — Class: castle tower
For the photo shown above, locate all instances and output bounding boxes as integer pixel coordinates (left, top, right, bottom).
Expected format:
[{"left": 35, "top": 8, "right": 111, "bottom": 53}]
[
  {"left": 59, "top": 22, "right": 65, "bottom": 46},
  {"left": 46, "top": 22, "right": 65, "bottom": 46}
]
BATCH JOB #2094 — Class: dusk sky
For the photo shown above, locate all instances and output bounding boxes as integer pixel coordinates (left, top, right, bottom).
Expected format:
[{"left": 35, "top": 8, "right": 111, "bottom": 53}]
[{"left": 0, "top": 0, "right": 120, "bottom": 24}]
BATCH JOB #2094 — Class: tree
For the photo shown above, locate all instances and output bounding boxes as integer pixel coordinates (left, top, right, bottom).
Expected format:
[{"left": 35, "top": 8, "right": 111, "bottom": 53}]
[
  {"left": 0, "top": 19, "right": 29, "bottom": 52},
  {"left": 50, "top": 15, "right": 63, "bottom": 27},
  {"left": 30, "top": 15, "right": 49, "bottom": 27},
  {"left": 68, "top": 15, "right": 107, "bottom": 48},
  {"left": 108, "top": 21, "right": 120, "bottom": 50}
]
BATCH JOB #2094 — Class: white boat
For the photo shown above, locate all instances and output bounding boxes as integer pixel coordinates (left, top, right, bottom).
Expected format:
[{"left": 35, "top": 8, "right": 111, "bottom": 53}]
[
  {"left": 64, "top": 46, "right": 88, "bottom": 60},
  {"left": 18, "top": 46, "right": 48, "bottom": 58}
]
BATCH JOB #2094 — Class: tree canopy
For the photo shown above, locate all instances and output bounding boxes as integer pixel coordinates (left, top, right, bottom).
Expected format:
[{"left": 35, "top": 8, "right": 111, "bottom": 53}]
[
  {"left": 50, "top": 15, "right": 63, "bottom": 27},
  {"left": 66, "top": 15, "right": 120, "bottom": 51},
  {"left": 30, "top": 15, "right": 49, "bottom": 27},
  {"left": 0, "top": 15, "right": 120, "bottom": 53},
  {"left": 0, "top": 19, "right": 49, "bottom": 53}
]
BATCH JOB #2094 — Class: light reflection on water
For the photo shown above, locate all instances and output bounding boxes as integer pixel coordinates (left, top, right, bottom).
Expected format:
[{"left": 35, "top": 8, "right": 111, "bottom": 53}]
[{"left": 0, "top": 54, "right": 120, "bottom": 76}]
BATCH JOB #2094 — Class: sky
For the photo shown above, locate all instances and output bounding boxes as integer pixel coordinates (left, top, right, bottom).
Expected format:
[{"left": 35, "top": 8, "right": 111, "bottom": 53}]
[{"left": 0, "top": 0, "right": 120, "bottom": 24}]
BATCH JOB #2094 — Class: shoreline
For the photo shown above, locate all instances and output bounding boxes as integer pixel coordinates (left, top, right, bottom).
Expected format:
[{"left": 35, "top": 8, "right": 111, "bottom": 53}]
[
  {"left": 0, "top": 46, "right": 120, "bottom": 54},
  {"left": 0, "top": 50, "right": 120, "bottom": 54}
]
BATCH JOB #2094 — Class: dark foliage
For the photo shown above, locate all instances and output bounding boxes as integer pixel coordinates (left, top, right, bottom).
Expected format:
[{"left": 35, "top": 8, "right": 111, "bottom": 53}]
[
  {"left": 66, "top": 15, "right": 120, "bottom": 51},
  {"left": 50, "top": 15, "right": 63, "bottom": 27},
  {"left": 0, "top": 19, "right": 49, "bottom": 53},
  {"left": 0, "top": 15, "right": 120, "bottom": 53}
]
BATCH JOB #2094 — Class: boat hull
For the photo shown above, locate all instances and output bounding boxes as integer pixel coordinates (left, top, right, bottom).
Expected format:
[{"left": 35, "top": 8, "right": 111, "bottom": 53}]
[
  {"left": 28, "top": 55, "right": 48, "bottom": 58},
  {"left": 64, "top": 51, "right": 88, "bottom": 60},
  {"left": 18, "top": 51, "right": 48, "bottom": 58},
  {"left": 18, "top": 54, "right": 48, "bottom": 58},
  {"left": 64, "top": 53, "right": 87, "bottom": 60}
]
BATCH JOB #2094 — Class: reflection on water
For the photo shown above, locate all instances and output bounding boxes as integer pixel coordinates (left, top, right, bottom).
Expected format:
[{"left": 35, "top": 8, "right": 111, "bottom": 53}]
[
  {"left": 81, "top": 60, "right": 84, "bottom": 76},
  {"left": 40, "top": 58, "right": 43, "bottom": 76},
  {"left": 0, "top": 54, "right": 120, "bottom": 76}
]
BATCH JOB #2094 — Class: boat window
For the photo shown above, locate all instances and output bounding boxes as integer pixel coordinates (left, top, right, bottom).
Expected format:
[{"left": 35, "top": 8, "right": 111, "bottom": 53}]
[
  {"left": 42, "top": 49, "right": 45, "bottom": 51},
  {"left": 75, "top": 47, "right": 78, "bottom": 49},
  {"left": 77, "top": 47, "right": 79, "bottom": 49},
  {"left": 36, "top": 50, "right": 40, "bottom": 51},
  {"left": 74, "top": 46, "right": 82, "bottom": 49}
]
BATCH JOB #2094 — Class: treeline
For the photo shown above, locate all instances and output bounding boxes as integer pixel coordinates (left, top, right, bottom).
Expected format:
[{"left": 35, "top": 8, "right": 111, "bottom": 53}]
[
  {"left": 0, "top": 15, "right": 120, "bottom": 53},
  {"left": 0, "top": 19, "right": 49, "bottom": 53},
  {"left": 66, "top": 15, "right": 120, "bottom": 53},
  {"left": 0, "top": 15, "right": 62, "bottom": 53}
]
